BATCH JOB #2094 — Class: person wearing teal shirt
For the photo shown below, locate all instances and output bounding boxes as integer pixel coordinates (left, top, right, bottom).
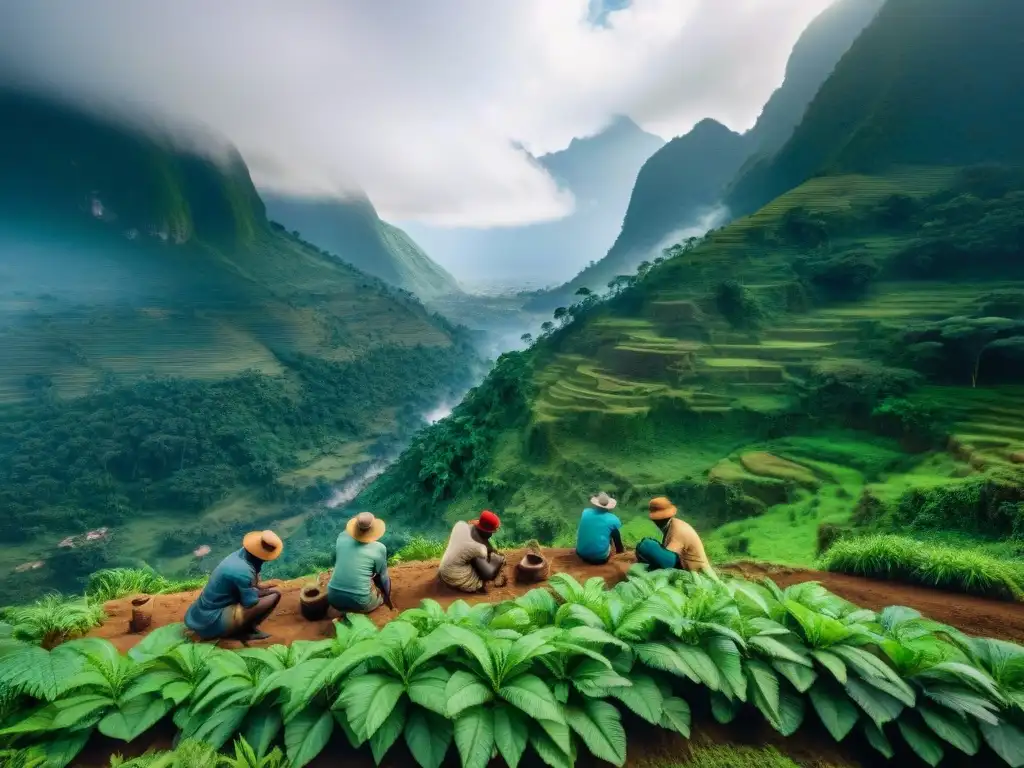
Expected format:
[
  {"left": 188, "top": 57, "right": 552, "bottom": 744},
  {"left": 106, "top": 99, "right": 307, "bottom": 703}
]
[
  {"left": 575, "top": 492, "right": 624, "bottom": 565},
  {"left": 328, "top": 512, "right": 393, "bottom": 613},
  {"left": 184, "top": 530, "right": 283, "bottom": 642}
]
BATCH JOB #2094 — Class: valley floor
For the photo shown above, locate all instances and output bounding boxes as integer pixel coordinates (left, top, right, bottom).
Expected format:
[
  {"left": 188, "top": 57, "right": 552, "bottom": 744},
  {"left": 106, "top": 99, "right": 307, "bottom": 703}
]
[{"left": 89, "top": 548, "right": 1024, "bottom": 654}]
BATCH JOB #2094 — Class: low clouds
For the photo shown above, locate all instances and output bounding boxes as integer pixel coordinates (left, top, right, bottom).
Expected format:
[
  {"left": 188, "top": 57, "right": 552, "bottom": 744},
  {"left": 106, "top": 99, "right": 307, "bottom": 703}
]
[{"left": 0, "top": 0, "right": 832, "bottom": 227}]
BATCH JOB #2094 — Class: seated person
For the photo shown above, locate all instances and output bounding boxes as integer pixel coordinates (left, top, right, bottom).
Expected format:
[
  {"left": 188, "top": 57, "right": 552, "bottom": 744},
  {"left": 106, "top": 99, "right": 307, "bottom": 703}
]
[
  {"left": 575, "top": 491, "right": 624, "bottom": 565},
  {"left": 327, "top": 512, "right": 394, "bottom": 614},
  {"left": 438, "top": 511, "right": 505, "bottom": 593},
  {"left": 635, "top": 497, "right": 711, "bottom": 573},
  {"left": 185, "top": 530, "right": 283, "bottom": 642}
]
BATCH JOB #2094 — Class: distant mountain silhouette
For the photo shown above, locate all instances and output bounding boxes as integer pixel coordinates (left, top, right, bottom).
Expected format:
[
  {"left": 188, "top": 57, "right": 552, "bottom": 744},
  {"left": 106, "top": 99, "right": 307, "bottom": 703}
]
[
  {"left": 262, "top": 192, "right": 461, "bottom": 299},
  {"left": 402, "top": 116, "right": 664, "bottom": 285},
  {"left": 529, "top": 0, "right": 884, "bottom": 308}
]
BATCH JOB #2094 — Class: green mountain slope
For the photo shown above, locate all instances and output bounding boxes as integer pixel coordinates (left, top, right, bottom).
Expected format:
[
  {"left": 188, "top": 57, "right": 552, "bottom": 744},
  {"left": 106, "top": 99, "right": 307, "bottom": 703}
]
[
  {"left": 728, "top": 0, "right": 1024, "bottom": 216},
  {"left": 0, "top": 88, "right": 475, "bottom": 598},
  {"left": 363, "top": 0, "right": 1024, "bottom": 574},
  {"left": 529, "top": 0, "right": 883, "bottom": 309},
  {"left": 262, "top": 192, "right": 461, "bottom": 299}
]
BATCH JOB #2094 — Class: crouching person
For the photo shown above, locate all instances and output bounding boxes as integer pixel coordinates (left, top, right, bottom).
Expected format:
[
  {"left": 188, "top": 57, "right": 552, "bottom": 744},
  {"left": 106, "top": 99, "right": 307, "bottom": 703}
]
[
  {"left": 327, "top": 512, "right": 394, "bottom": 614},
  {"left": 185, "top": 530, "right": 283, "bottom": 643},
  {"left": 438, "top": 511, "right": 505, "bottom": 593},
  {"left": 575, "top": 491, "right": 624, "bottom": 565},
  {"left": 636, "top": 497, "right": 711, "bottom": 573}
]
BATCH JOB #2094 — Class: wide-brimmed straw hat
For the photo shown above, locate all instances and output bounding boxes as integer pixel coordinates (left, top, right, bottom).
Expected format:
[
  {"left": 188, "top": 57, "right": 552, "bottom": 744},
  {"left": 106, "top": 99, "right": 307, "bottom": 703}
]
[
  {"left": 242, "top": 530, "right": 284, "bottom": 561},
  {"left": 590, "top": 492, "right": 617, "bottom": 511},
  {"left": 648, "top": 497, "right": 678, "bottom": 521},
  {"left": 471, "top": 510, "right": 501, "bottom": 534},
  {"left": 346, "top": 512, "right": 386, "bottom": 543}
]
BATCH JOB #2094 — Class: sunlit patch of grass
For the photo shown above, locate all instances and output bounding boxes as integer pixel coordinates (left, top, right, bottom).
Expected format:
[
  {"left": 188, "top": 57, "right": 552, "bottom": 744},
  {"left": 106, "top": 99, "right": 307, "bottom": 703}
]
[
  {"left": 389, "top": 537, "right": 447, "bottom": 564},
  {"left": 0, "top": 594, "right": 106, "bottom": 648},
  {"left": 85, "top": 567, "right": 207, "bottom": 604},
  {"left": 818, "top": 534, "right": 1024, "bottom": 601},
  {"left": 639, "top": 743, "right": 846, "bottom": 768}
]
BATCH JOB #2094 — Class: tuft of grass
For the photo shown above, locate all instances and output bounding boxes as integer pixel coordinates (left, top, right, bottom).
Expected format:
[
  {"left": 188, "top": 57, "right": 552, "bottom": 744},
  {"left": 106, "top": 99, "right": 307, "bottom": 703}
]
[
  {"left": 389, "top": 537, "right": 447, "bottom": 565},
  {"left": 639, "top": 743, "right": 839, "bottom": 768},
  {"left": 818, "top": 534, "right": 1024, "bottom": 601},
  {"left": 85, "top": 567, "right": 207, "bottom": 604},
  {"left": 0, "top": 594, "right": 106, "bottom": 648}
]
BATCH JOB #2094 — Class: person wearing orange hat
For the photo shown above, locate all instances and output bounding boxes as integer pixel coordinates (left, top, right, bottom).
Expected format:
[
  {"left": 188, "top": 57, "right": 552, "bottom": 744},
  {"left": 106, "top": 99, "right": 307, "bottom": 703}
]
[
  {"left": 184, "top": 530, "right": 284, "bottom": 642},
  {"left": 438, "top": 510, "right": 506, "bottom": 593},
  {"left": 327, "top": 512, "right": 394, "bottom": 614},
  {"left": 636, "top": 497, "right": 710, "bottom": 572}
]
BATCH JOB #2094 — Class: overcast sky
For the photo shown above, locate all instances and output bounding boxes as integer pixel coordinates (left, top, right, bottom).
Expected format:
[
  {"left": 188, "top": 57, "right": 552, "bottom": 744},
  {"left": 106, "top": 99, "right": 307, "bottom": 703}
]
[{"left": 0, "top": 0, "right": 833, "bottom": 228}]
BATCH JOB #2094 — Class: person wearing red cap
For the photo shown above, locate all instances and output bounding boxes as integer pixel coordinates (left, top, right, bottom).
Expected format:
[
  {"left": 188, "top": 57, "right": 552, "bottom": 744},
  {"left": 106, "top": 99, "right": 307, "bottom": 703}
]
[{"left": 438, "top": 511, "right": 506, "bottom": 593}]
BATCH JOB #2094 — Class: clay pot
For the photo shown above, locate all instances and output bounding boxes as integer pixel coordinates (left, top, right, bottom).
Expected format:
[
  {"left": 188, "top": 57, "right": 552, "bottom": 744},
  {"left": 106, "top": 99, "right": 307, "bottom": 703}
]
[
  {"left": 516, "top": 551, "right": 550, "bottom": 584},
  {"left": 129, "top": 595, "right": 153, "bottom": 634},
  {"left": 300, "top": 585, "right": 329, "bottom": 621}
]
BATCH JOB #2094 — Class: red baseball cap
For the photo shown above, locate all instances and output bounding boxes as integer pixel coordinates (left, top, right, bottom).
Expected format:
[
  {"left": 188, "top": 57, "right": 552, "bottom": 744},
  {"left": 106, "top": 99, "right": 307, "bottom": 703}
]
[{"left": 472, "top": 510, "right": 501, "bottom": 534}]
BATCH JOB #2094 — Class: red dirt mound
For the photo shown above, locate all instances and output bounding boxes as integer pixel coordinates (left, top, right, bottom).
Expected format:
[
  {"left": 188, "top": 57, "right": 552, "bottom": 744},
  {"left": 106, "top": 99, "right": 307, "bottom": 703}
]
[{"left": 89, "top": 549, "right": 1024, "bottom": 652}]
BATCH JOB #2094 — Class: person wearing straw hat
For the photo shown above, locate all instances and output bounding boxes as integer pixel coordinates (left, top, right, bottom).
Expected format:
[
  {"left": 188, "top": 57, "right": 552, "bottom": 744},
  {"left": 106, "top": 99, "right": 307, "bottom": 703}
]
[
  {"left": 575, "top": 491, "right": 624, "bottom": 565},
  {"left": 184, "top": 530, "right": 284, "bottom": 642},
  {"left": 636, "top": 497, "right": 711, "bottom": 572},
  {"left": 438, "top": 511, "right": 506, "bottom": 593},
  {"left": 327, "top": 512, "right": 394, "bottom": 614}
]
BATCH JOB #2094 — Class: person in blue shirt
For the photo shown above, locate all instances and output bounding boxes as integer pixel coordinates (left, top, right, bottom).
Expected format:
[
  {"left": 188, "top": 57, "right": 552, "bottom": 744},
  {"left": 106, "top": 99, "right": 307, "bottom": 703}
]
[
  {"left": 575, "top": 492, "right": 624, "bottom": 565},
  {"left": 184, "top": 530, "right": 283, "bottom": 643}
]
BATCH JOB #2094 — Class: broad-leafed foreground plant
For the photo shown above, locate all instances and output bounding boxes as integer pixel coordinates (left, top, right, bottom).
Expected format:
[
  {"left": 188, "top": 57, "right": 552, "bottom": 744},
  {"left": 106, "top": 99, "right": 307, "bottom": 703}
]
[{"left": 0, "top": 568, "right": 1022, "bottom": 768}]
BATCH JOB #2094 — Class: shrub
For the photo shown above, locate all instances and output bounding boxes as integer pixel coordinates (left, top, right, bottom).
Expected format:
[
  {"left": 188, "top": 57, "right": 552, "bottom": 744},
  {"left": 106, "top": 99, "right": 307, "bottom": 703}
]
[
  {"left": 803, "top": 360, "right": 920, "bottom": 423},
  {"left": 871, "top": 397, "right": 947, "bottom": 448},
  {"left": 816, "top": 523, "right": 845, "bottom": 555},
  {"left": 818, "top": 534, "right": 1024, "bottom": 601},
  {"left": 713, "top": 280, "right": 764, "bottom": 330},
  {"left": 799, "top": 251, "right": 880, "bottom": 300},
  {"left": 85, "top": 568, "right": 207, "bottom": 604},
  {"left": 390, "top": 537, "right": 447, "bottom": 564},
  {"left": 725, "top": 536, "right": 751, "bottom": 556},
  {"left": 0, "top": 594, "right": 106, "bottom": 648}
]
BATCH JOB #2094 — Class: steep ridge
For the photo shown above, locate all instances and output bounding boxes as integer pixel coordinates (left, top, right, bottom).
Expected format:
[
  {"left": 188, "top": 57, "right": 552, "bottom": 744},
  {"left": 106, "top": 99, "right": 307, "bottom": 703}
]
[
  {"left": 262, "top": 192, "right": 461, "bottom": 300},
  {"left": 403, "top": 116, "right": 664, "bottom": 285},
  {"left": 0, "top": 88, "right": 476, "bottom": 599},
  {"left": 362, "top": 0, "right": 1024, "bottom": 577},
  {"left": 727, "top": 0, "right": 1024, "bottom": 216},
  {"left": 531, "top": 0, "right": 884, "bottom": 308}
]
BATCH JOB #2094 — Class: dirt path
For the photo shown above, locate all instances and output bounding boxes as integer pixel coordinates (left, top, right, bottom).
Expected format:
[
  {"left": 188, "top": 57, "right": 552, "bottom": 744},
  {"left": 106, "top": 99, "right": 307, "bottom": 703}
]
[{"left": 90, "top": 549, "right": 1024, "bottom": 652}]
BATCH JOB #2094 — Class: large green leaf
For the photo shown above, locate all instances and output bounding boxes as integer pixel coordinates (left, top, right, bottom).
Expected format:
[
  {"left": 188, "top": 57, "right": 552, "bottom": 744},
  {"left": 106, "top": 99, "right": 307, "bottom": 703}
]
[
  {"left": 784, "top": 600, "right": 857, "bottom": 648},
  {"left": 415, "top": 626, "right": 495, "bottom": 683},
  {"left": 707, "top": 636, "right": 746, "bottom": 702},
  {"left": 533, "top": 718, "right": 574, "bottom": 765},
  {"left": 453, "top": 706, "right": 495, "bottom": 768},
  {"left": 831, "top": 646, "right": 915, "bottom": 705},
  {"left": 37, "top": 730, "right": 90, "bottom": 768},
  {"left": 404, "top": 709, "right": 453, "bottom": 768},
  {"left": 845, "top": 677, "right": 904, "bottom": 729},
  {"left": 633, "top": 643, "right": 696, "bottom": 683},
  {"left": 710, "top": 691, "right": 740, "bottom": 725},
  {"left": 338, "top": 673, "right": 405, "bottom": 740},
  {"left": 571, "top": 658, "right": 632, "bottom": 698},
  {"left": 920, "top": 684, "right": 1000, "bottom": 725},
  {"left": 408, "top": 667, "right": 450, "bottom": 716},
  {"left": 773, "top": 660, "right": 818, "bottom": 693},
  {"left": 566, "top": 698, "right": 626, "bottom": 766},
  {"left": 445, "top": 669, "right": 494, "bottom": 717},
  {"left": 808, "top": 680, "right": 859, "bottom": 741},
  {"left": 608, "top": 673, "right": 663, "bottom": 725},
  {"left": 811, "top": 649, "right": 847, "bottom": 684},
  {"left": 187, "top": 704, "right": 248, "bottom": 748},
  {"left": 370, "top": 698, "right": 407, "bottom": 765},
  {"left": 161, "top": 681, "right": 192, "bottom": 706},
  {"left": 862, "top": 720, "right": 894, "bottom": 758},
  {"left": 659, "top": 696, "right": 691, "bottom": 738},
  {"left": 499, "top": 674, "right": 562, "bottom": 723},
  {"left": 120, "top": 669, "right": 181, "bottom": 702},
  {"left": 750, "top": 636, "right": 812, "bottom": 667},
  {"left": 126, "top": 624, "right": 188, "bottom": 663},
  {"left": 97, "top": 695, "right": 171, "bottom": 742},
  {"left": 51, "top": 693, "right": 114, "bottom": 730},
  {"left": 189, "top": 676, "right": 250, "bottom": 716},
  {"left": 745, "top": 659, "right": 780, "bottom": 721},
  {"left": 980, "top": 719, "right": 1024, "bottom": 768},
  {"left": 918, "top": 702, "right": 979, "bottom": 755},
  {"left": 562, "top": 626, "right": 629, "bottom": 652},
  {"left": 897, "top": 718, "right": 944, "bottom": 767},
  {"left": 242, "top": 705, "right": 283, "bottom": 759},
  {"left": 493, "top": 703, "right": 530, "bottom": 768},
  {"left": 670, "top": 641, "right": 722, "bottom": 692},
  {"left": 285, "top": 706, "right": 334, "bottom": 768}
]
